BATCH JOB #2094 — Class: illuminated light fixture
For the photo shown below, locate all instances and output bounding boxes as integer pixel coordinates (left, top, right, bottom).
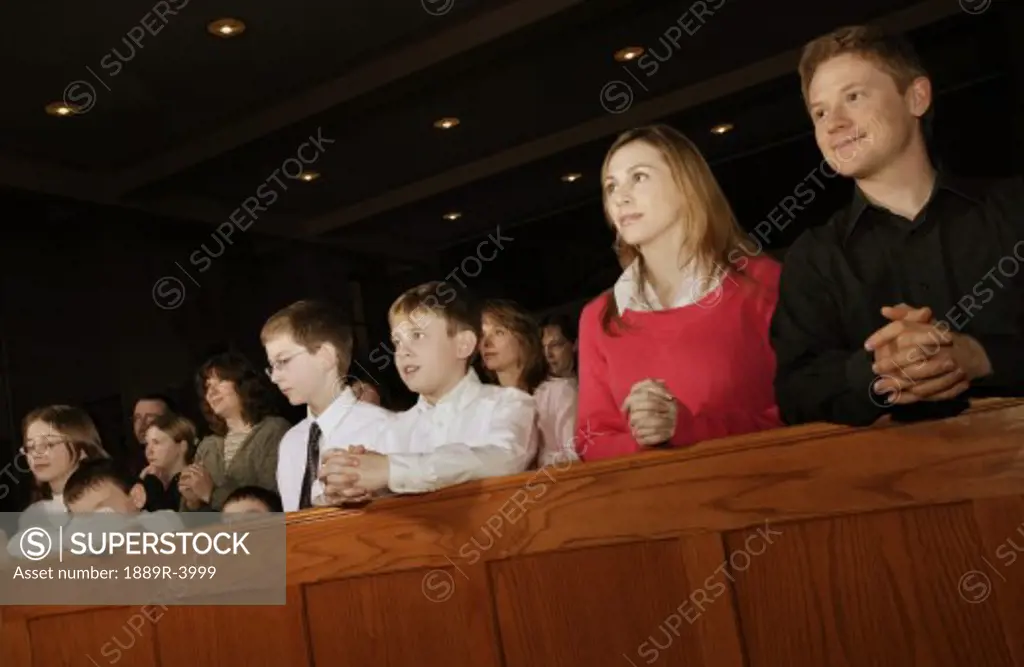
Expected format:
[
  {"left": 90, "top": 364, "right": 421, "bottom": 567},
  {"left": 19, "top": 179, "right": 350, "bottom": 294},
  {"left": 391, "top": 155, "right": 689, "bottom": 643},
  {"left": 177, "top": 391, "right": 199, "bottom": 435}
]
[
  {"left": 614, "top": 46, "right": 644, "bottom": 62},
  {"left": 45, "top": 102, "right": 78, "bottom": 116},
  {"left": 433, "top": 117, "right": 460, "bottom": 130},
  {"left": 443, "top": 211, "right": 462, "bottom": 221},
  {"left": 561, "top": 172, "right": 582, "bottom": 182},
  {"left": 710, "top": 123, "right": 734, "bottom": 135},
  {"left": 300, "top": 171, "right": 320, "bottom": 182},
  {"left": 208, "top": 18, "right": 246, "bottom": 37}
]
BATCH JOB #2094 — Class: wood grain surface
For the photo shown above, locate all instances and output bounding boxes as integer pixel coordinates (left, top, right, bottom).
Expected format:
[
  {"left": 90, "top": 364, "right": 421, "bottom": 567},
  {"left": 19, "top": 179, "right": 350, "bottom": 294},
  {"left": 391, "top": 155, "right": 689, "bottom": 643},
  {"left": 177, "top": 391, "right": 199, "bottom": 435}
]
[{"left": 2, "top": 398, "right": 1023, "bottom": 667}]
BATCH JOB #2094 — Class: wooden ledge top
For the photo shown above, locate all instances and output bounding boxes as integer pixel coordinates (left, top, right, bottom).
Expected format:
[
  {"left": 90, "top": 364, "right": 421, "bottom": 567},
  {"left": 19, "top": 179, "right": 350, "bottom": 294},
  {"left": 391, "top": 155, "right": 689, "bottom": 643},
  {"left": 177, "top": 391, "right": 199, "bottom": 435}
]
[{"left": 286, "top": 397, "right": 1024, "bottom": 529}]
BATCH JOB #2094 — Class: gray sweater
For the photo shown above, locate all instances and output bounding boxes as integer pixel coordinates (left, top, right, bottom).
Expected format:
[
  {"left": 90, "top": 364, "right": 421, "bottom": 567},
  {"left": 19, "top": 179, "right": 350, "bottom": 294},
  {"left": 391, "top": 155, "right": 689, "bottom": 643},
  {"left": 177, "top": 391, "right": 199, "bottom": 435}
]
[{"left": 183, "top": 415, "right": 291, "bottom": 511}]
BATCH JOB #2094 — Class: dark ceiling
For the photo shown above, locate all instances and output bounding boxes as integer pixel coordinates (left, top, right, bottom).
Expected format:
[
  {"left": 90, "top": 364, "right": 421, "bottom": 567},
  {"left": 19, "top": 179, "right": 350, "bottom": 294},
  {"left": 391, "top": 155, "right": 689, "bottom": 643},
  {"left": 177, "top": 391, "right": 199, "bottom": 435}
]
[{"left": 0, "top": 0, "right": 1017, "bottom": 264}]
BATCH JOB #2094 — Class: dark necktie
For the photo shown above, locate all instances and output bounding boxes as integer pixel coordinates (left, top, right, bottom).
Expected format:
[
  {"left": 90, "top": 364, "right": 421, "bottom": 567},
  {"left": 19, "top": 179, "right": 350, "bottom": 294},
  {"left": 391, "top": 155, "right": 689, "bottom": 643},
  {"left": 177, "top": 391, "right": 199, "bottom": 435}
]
[{"left": 298, "top": 422, "right": 322, "bottom": 509}]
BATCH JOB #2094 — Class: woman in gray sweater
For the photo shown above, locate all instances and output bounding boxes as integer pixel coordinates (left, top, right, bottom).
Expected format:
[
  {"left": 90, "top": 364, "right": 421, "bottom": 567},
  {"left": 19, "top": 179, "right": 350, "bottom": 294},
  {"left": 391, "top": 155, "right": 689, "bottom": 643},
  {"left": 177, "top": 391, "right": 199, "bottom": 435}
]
[{"left": 179, "top": 351, "right": 290, "bottom": 511}]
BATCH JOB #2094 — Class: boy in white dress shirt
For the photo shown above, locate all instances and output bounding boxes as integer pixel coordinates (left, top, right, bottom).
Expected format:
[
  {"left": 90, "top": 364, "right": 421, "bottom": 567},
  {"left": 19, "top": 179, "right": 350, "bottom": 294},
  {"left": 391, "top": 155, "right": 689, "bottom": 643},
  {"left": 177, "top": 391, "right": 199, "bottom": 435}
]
[
  {"left": 320, "top": 282, "right": 539, "bottom": 501},
  {"left": 261, "top": 300, "right": 392, "bottom": 511}
]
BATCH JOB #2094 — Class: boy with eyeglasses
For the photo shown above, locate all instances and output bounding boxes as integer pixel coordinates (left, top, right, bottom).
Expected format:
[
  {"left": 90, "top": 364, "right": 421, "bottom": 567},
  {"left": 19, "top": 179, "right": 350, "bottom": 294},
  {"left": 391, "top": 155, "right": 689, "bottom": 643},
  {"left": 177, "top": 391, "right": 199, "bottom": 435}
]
[{"left": 261, "top": 300, "right": 393, "bottom": 511}]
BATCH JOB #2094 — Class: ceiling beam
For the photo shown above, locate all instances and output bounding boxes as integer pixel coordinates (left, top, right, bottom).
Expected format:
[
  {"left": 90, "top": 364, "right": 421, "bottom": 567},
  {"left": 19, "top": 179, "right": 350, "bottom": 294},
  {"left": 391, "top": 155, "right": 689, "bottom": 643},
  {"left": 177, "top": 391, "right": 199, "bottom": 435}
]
[
  {"left": 302, "top": 0, "right": 961, "bottom": 236},
  {"left": 0, "top": 154, "right": 114, "bottom": 203},
  {"left": 108, "top": 0, "right": 585, "bottom": 197},
  {"left": 111, "top": 192, "right": 435, "bottom": 264}
]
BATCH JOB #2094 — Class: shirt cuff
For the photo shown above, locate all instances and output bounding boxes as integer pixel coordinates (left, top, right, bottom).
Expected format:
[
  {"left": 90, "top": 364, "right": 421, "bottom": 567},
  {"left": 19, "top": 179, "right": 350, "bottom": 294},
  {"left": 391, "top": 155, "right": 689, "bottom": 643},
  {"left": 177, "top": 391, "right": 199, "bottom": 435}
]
[
  {"left": 387, "top": 454, "right": 434, "bottom": 494},
  {"left": 310, "top": 480, "right": 327, "bottom": 507},
  {"left": 846, "top": 348, "right": 889, "bottom": 409},
  {"left": 970, "top": 333, "right": 1024, "bottom": 390}
]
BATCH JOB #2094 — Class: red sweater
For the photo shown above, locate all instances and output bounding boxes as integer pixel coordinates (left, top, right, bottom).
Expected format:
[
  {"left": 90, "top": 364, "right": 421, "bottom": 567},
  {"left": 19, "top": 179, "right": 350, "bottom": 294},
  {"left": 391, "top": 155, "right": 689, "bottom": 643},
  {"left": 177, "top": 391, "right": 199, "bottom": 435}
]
[{"left": 575, "top": 256, "right": 783, "bottom": 461}]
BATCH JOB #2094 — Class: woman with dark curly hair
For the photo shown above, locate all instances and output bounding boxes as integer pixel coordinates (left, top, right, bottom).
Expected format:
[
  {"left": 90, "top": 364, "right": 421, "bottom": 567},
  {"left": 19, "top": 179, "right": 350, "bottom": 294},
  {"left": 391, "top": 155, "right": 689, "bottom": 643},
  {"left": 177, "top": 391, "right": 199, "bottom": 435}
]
[{"left": 179, "top": 350, "right": 290, "bottom": 511}]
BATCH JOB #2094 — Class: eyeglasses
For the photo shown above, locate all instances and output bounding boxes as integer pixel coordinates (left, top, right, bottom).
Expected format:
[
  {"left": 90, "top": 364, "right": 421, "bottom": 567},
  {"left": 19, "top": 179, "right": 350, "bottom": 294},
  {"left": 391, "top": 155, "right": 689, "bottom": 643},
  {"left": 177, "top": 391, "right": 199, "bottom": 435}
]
[
  {"left": 265, "top": 350, "right": 307, "bottom": 378},
  {"left": 19, "top": 439, "right": 69, "bottom": 457}
]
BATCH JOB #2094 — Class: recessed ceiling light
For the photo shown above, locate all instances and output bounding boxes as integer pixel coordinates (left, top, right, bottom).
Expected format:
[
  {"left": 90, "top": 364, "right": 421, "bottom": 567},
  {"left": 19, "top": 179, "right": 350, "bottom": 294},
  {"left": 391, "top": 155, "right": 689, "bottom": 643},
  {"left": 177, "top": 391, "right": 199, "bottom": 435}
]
[
  {"left": 208, "top": 18, "right": 246, "bottom": 37},
  {"left": 45, "top": 101, "right": 78, "bottom": 117},
  {"left": 711, "top": 123, "right": 734, "bottom": 135},
  {"left": 300, "top": 171, "right": 320, "bottom": 182},
  {"left": 433, "top": 117, "right": 460, "bottom": 130},
  {"left": 614, "top": 46, "right": 644, "bottom": 62},
  {"left": 561, "top": 173, "right": 582, "bottom": 182},
  {"left": 443, "top": 211, "right": 462, "bottom": 221}
]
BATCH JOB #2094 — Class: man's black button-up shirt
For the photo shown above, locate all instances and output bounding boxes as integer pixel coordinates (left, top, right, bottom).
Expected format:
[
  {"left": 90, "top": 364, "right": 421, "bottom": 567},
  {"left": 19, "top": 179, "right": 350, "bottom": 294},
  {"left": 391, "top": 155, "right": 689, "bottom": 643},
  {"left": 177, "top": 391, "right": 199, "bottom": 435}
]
[{"left": 771, "top": 173, "right": 1024, "bottom": 426}]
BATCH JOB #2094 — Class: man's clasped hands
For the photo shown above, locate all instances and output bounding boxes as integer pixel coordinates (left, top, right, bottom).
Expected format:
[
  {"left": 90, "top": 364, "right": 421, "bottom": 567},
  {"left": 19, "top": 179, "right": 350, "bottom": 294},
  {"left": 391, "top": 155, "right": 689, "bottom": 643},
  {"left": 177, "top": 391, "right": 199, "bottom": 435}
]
[{"left": 866, "top": 303, "right": 991, "bottom": 405}]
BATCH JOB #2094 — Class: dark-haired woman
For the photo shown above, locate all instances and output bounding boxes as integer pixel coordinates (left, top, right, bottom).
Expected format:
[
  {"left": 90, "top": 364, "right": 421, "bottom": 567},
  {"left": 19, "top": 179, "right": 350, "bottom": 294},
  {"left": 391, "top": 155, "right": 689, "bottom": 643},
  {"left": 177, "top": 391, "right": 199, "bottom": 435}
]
[{"left": 179, "top": 351, "right": 290, "bottom": 511}]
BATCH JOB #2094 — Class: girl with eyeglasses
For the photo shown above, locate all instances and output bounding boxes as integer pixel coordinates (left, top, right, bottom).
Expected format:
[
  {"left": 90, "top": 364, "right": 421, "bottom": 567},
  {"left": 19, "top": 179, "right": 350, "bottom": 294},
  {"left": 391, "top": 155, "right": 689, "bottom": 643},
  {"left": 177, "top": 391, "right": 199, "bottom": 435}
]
[
  {"left": 7, "top": 405, "right": 108, "bottom": 557},
  {"left": 21, "top": 405, "right": 108, "bottom": 509}
]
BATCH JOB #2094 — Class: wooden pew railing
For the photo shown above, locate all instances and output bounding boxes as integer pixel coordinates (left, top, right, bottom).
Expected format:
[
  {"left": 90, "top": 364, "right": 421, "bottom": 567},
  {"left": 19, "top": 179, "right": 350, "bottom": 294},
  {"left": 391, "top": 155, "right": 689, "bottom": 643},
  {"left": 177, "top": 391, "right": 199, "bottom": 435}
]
[{"left": 3, "top": 398, "right": 1024, "bottom": 666}]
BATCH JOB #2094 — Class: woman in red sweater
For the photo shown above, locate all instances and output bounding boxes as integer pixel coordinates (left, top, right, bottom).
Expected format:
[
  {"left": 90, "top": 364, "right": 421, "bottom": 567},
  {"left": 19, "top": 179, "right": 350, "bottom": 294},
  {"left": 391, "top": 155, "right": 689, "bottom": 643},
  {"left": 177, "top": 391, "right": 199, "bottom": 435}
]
[{"left": 575, "top": 124, "right": 783, "bottom": 461}]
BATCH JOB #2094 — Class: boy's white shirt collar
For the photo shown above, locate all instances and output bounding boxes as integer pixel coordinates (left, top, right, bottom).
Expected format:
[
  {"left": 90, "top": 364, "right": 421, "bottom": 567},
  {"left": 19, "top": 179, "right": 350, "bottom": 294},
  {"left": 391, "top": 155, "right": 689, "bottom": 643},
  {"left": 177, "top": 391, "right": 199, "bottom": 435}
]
[
  {"left": 611, "top": 258, "right": 719, "bottom": 313},
  {"left": 413, "top": 368, "right": 483, "bottom": 412},
  {"left": 306, "top": 386, "right": 359, "bottom": 430},
  {"left": 380, "top": 368, "right": 538, "bottom": 495},
  {"left": 135, "top": 508, "right": 186, "bottom": 532}
]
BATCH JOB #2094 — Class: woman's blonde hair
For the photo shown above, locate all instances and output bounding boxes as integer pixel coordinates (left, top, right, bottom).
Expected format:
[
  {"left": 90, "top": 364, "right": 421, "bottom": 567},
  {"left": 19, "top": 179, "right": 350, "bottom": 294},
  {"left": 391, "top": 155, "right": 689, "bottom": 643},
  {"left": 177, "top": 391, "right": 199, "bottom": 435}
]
[
  {"left": 22, "top": 405, "right": 108, "bottom": 501},
  {"left": 599, "top": 124, "right": 753, "bottom": 335}
]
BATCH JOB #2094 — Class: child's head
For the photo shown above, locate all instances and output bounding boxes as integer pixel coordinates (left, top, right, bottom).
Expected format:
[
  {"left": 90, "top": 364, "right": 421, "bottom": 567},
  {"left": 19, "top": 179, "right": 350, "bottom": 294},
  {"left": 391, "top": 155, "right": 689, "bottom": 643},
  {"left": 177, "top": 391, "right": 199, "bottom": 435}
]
[
  {"left": 346, "top": 364, "right": 391, "bottom": 409},
  {"left": 222, "top": 486, "right": 283, "bottom": 514},
  {"left": 387, "top": 281, "right": 481, "bottom": 402},
  {"left": 799, "top": 25, "right": 931, "bottom": 179},
  {"left": 64, "top": 459, "right": 142, "bottom": 514},
  {"left": 350, "top": 379, "right": 381, "bottom": 406},
  {"left": 21, "top": 405, "right": 108, "bottom": 500},
  {"left": 261, "top": 300, "right": 354, "bottom": 406},
  {"left": 480, "top": 299, "right": 547, "bottom": 394},
  {"left": 144, "top": 412, "right": 196, "bottom": 471}
]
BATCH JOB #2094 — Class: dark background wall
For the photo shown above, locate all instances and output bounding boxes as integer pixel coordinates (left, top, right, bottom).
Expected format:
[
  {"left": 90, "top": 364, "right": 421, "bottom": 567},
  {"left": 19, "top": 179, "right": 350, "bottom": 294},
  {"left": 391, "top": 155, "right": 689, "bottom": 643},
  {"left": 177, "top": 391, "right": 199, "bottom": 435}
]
[{"left": 0, "top": 201, "right": 411, "bottom": 511}]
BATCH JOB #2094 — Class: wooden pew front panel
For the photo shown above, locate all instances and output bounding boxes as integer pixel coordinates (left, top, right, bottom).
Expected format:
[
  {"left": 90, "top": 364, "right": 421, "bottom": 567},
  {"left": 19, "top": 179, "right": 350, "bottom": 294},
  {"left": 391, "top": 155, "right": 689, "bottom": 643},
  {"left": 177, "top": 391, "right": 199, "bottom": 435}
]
[{"left": 3, "top": 401, "right": 1024, "bottom": 667}]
